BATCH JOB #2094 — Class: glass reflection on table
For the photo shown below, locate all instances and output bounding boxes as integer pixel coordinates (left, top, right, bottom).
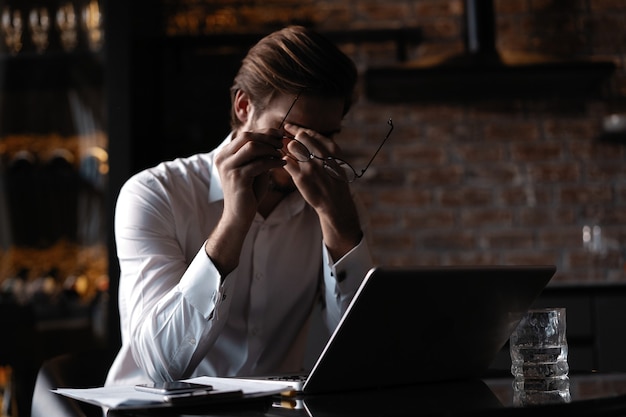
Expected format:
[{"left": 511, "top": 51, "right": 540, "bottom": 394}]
[
  {"left": 511, "top": 376, "right": 571, "bottom": 407},
  {"left": 485, "top": 372, "right": 626, "bottom": 415}
]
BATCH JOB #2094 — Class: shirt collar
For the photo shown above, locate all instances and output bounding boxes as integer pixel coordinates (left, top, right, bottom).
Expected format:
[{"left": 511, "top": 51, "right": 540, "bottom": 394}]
[
  {"left": 263, "top": 190, "right": 306, "bottom": 224},
  {"left": 207, "top": 134, "right": 232, "bottom": 203}
]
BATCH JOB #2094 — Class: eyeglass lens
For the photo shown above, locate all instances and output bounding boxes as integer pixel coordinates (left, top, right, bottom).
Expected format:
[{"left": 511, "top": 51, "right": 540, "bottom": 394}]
[
  {"left": 282, "top": 137, "right": 360, "bottom": 182},
  {"left": 283, "top": 138, "right": 311, "bottom": 162}
]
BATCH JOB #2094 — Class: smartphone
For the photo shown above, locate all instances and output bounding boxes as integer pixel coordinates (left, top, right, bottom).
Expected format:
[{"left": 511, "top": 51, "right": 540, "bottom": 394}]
[{"left": 134, "top": 381, "right": 212, "bottom": 395}]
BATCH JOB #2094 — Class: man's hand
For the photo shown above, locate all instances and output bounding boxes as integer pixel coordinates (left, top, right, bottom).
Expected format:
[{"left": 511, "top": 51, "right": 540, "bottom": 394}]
[
  {"left": 282, "top": 123, "right": 363, "bottom": 260},
  {"left": 206, "top": 129, "right": 285, "bottom": 276}
]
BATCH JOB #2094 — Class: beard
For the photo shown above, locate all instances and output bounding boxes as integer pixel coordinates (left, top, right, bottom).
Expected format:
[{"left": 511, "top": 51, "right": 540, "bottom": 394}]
[{"left": 268, "top": 168, "right": 297, "bottom": 194}]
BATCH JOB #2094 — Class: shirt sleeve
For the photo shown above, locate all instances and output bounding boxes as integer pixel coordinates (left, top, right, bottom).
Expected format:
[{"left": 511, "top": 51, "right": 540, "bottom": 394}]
[
  {"left": 116, "top": 173, "right": 229, "bottom": 382},
  {"left": 321, "top": 236, "right": 374, "bottom": 329}
]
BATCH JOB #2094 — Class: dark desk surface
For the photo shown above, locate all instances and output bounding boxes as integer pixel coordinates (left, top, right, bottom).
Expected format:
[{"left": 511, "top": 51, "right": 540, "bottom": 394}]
[{"left": 106, "top": 372, "right": 626, "bottom": 417}]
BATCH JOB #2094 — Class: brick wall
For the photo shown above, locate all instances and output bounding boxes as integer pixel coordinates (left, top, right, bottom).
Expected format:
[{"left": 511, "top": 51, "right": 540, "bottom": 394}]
[{"left": 167, "top": 0, "right": 626, "bottom": 284}]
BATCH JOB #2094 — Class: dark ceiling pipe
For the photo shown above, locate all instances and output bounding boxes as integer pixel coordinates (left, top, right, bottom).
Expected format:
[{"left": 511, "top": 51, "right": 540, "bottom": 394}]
[{"left": 464, "top": 0, "right": 499, "bottom": 62}]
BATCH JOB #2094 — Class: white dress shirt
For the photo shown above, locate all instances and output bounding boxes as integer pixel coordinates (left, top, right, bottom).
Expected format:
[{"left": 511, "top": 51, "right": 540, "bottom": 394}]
[{"left": 105, "top": 135, "right": 373, "bottom": 387}]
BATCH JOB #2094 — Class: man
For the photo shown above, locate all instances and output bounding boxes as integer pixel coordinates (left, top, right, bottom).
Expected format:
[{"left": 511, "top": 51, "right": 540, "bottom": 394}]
[{"left": 105, "top": 25, "right": 374, "bottom": 386}]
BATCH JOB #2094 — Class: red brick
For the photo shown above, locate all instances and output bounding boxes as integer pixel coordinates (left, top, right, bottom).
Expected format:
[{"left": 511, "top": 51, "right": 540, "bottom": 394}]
[
  {"left": 414, "top": 0, "right": 463, "bottom": 17},
  {"left": 559, "top": 185, "right": 613, "bottom": 205},
  {"left": 423, "top": 122, "right": 470, "bottom": 143},
  {"left": 440, "top": 187, "right": 493, "bottom": 207},
  {"left": 484, "top": 121, "right": 541, "bottom": 142},
  {"left": 419, "top": 231, "right": 477, "bottom": 250},
  {"left": 391, "top": 144, "right": 447, "bottom": 165},
  {"left": 313, "top": 5, "right": 353, "bottom": 29},
  {"left": 405, "top": 210, "right": 455, "bottom": 229},
  {"left": 498, "top": 18, "right": 534, "bottom": 52},
  {"left": 372, "top": 252, "right": 440, "bottom": 267},
  {"left": 495, "top": 0, "right": 528, "bottom": 14},
  {"left": 413, "top": 42, "right": 463, "bottom": 61},
  {"left": 568, "top": 249, "right": 600, "bottom": 268},
  {"left": 511, "top": 142, "right": 563, "bottom": 161},
  {"left": 500, "top": 186, "right": 551, "bottom": 206},
  {"left": 568, "top": 139, "right": 620, "bottom": 161},
  {"left": 485, "top": 230, "right": 535, "bottom": 249},
  {"left": 590, "top": 0, "right": 626, "bottom": 11},
  {"left": 566, "top": 251, "right": 625, "bottom": 283},
  {"left": 455, "top": 144, "right": 506, "bottom": 163},
  {"left": 588, "top": 15, "right": 626, "bottom": 54},
  {"left": 355, "top": 2, "right": 413, "bottom": 24},
  {"left": 370, "top": 230, "right": 414, "bottom": 251},
  {"left": 416, "top": 17, "right": 462, "bottom": 40},
  {"left": 519, "top": 208, "right": 576, "bottom": 227},
  {"left": 538, "top": 228, "right": 589, "bottom": 249},
  {"left": 460, "top": 208, "right": 514, "bottom": 228},
  {"left": 614, "top": 72, "right": 626, "bottom": 97},
  {"left": 367, "top": 211, "right": 400, "bottom": 230},
  {"left": 601, "top": 209, "right": 626, "bottom": 225},
  {"left": 465, "top": 163, "right": 521, "bottom": 184},
  {"left": 587, "top": 162, "right": 626, "bottom": 181},
  {"left": 377, "top": 188, "right": 433, "bottom": 207},
  {"left": 501, "top": 251, "right": 561, "bottom": 266},
  {"left": 543, "top": 119, "right": 597, "bottom": 141},
  {"left": 355, "top": 168, "right": 408, "bottom": 186},
  {"left": 448, "top": 252, "right": 501, "bottom": 265},
  {"left": 357, "top": 41, "right": 401, "bottom": 65},
  {"left": 405, "top": 103, "right": 465, "bottom": 123},
  {"left": 407, "top": 165, "right": 464, "bottom": 186},
  {"left": 530, "top": 163, "right": 581, "bottom": 182}
]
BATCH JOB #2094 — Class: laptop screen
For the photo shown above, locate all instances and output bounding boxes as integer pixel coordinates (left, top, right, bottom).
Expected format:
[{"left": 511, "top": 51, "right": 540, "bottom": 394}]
[{"left": 303, "top": 265, "right": 556, "bottom": 393}]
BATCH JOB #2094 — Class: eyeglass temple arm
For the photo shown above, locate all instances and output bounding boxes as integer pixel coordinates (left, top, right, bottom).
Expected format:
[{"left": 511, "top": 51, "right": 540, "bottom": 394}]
[
  {"left": 356, "top": 118, "right": 394, "bottom": 177},
  {"left": 279, "top": 94, "right": 300, "bottom": 130}
]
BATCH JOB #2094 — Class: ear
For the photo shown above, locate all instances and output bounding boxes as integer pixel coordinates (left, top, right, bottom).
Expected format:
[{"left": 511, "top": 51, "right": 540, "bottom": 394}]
[{"left": 234, "top": 89, "right": 252, "bottom": 123}]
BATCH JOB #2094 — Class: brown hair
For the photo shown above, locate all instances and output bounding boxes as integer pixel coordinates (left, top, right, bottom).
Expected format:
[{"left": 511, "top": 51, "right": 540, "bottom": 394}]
[{"left": 230, "top": 25, "right": 358, "bottom": 131}]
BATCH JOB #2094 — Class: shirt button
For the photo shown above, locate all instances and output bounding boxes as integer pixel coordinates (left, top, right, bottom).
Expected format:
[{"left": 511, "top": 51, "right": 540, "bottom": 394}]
[{"left": 188, "top": 338, "right": 196, "bottom": 346}]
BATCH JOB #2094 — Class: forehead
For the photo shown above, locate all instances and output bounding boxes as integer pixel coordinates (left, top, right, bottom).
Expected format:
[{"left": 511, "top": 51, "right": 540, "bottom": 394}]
[{"left": 272, "top": 93, "right": 344, "bottom": 134}]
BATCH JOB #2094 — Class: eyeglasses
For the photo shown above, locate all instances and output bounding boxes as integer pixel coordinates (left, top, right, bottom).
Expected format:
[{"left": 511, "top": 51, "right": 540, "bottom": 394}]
[{"left": 278, "top": 94, "right": 393, "bottom": 183}]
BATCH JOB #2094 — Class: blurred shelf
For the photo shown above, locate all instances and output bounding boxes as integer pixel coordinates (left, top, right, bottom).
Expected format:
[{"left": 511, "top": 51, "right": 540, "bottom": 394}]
[
  {"left": 0, "top": 50, "right": 103, "bottom": 91},
  {"left": 366, "top": 55, "right": 617, "bottom": 102}
]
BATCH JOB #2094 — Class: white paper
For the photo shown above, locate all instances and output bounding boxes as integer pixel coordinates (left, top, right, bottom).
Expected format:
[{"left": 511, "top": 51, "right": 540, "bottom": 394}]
[
  {"left": 53, "top": 377, "right": 292, "bottom": 409},
  {"left": 184, "top": 376, "right": 292, "bottom": 394}
]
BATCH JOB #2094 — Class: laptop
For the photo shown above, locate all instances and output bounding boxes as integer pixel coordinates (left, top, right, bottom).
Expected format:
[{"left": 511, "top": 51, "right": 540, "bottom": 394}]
[{"left": 237, "top": 265, "right": 556, "bottom": 394}]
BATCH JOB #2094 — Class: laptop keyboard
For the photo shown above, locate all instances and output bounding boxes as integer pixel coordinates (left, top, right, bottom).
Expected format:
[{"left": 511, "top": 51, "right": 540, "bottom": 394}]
[{"left": 267, "top": 375, "right": 307, "bottom": 383}]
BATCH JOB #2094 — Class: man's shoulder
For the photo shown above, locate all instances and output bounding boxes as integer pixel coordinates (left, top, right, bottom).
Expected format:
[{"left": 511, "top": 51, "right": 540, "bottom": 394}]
[
  {"left": 121, "top": 135, "right": 230, "bottom": 201},
  {"left": 123, "top": 151, "right": 214, "bottom": 192},
  {"left": 134, "top": 136, "right": 230, "bottom": 184}
]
